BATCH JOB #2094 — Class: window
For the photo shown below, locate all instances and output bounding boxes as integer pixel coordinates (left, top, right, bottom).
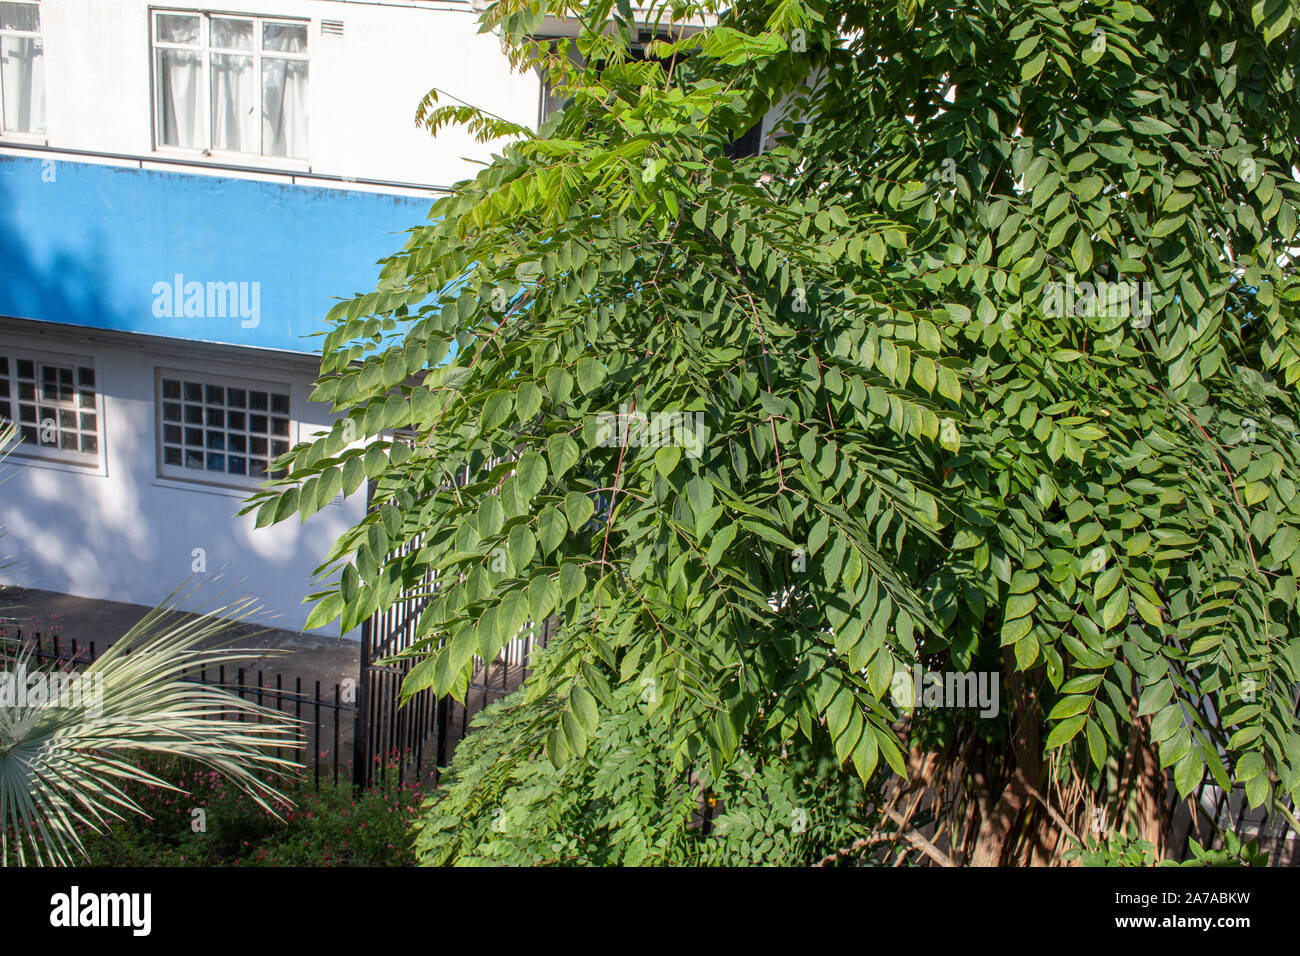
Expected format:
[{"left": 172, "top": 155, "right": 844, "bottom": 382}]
[
  {"left": 152, "top": 10, "right": 308, "bottom": 160},
  {"left": 157, "top": 372, "right": 292, "bottom": 484},
  {"left": 0, "top": 1, "right": 44, "bottom": 134},
  {"left": 0, "top": 351, "right": 101, "bottom": 464}
]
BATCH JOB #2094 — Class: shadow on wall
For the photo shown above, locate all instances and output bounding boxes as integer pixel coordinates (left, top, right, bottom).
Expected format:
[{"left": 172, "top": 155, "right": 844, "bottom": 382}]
[{"left": 0, "top": 161, "right": 381, "bottom": 635}]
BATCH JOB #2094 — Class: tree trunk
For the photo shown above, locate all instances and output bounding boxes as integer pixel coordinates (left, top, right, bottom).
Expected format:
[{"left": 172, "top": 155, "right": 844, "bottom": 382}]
[
  {"left": 1121, "top": 694, "right": 1167, "bottom": 859},
  {"left": 970, "top": 651, "right": 1044, "bottom": 866}
]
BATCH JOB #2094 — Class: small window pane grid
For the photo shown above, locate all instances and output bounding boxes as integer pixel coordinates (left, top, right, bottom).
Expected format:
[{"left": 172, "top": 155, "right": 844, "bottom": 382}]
[
  {"left": 0, "top": 353, "right": 100, "bottom": 460},
  {"left": 159, "top": 376, "right": 290, "bottom": 482},
  {"left": 0, "top": 1, "right": 44, "bottom": 135},
  {"left": 152, "top": 10, "right": 308, "bottom": 160}
]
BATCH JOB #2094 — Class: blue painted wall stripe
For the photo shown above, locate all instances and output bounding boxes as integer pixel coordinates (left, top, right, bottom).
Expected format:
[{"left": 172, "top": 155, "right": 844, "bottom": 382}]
[{"left": 0, "top": 156, "right": 431, "bottom": 354}]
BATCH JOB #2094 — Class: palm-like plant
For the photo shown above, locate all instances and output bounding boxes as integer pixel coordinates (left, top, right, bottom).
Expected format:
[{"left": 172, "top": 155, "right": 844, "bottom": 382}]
[{"left": 0, "top": 423, "right": 303, "bottom": 865}]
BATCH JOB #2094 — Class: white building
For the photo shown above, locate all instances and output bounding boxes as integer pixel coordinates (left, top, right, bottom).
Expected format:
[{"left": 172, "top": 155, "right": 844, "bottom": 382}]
[{"left": 0, "top": 0, "right": 543, "bottom": 636}]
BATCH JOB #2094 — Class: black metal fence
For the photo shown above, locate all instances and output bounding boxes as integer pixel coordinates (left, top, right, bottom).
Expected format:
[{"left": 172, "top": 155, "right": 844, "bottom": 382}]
[
  {"left": 353, "top": 602, "right": 551, "bottom": 790},
  {"left": 8, "top": 628, "right": 357, "bottom": 789}
]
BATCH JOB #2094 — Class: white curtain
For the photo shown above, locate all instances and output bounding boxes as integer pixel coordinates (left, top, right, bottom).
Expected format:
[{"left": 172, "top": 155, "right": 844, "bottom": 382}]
[
  {"left": 157, "top": 48, "right": 200, "bottom": 148},
  {"left": 210, "top": 53, "right": 255, "bottom": 152},
  {"left": 0, "top": 35, "right": 43, "bottom": 133},
  {"left": 261, "top": 58, "right": 307, "bottom": 159}
]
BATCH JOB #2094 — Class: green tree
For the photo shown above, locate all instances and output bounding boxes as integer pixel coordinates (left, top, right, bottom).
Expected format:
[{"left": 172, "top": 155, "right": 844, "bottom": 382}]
[{"left": 249, "top": 0, "right": 1300, "bottom": 864}]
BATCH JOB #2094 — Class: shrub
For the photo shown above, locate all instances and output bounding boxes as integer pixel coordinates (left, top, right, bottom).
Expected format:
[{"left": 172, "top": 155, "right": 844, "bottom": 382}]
[
  {"left": 414, "top": 687, "right": 884, "bottom": 866},
  {"left": 72, "top": 755, "right": 420, "bottom": 867}
]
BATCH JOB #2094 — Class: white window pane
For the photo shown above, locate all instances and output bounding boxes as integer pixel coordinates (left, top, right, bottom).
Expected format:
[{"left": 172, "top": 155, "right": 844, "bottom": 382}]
[
  {"left": 0, "top": 3, "right": 38, "bottom": 32},
  {"left": 157, "top": 48, "right": 201, "bottom": 147},
  {"left": 212, "top": 18, "right": 253, "bottom": 51},
  {"left": 211, "top": 53, "right": 256, "bottom": 151},
  {"left": 1, "top": 35, "right": 43, "bottom": 133},
  {"left": 262, "top": 58, "right": 307, "bottom": 159},
  {"left": 262, "top": 22, "right": 307, "bottom": 53},
  {"left": 156, "top": 14, "right": 199, "bottom": 45}
]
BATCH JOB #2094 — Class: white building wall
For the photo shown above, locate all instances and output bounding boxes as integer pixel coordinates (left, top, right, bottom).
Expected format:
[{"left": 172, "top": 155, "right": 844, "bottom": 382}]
[
  {"left": 20, "top": 0, "right": 539, "bottom": 186},
  {"left": 0, "top": 0, "right": 546, "bottom": 638},
  {"left": 0, "top": 319, "right": 363, "bottom": 635}
]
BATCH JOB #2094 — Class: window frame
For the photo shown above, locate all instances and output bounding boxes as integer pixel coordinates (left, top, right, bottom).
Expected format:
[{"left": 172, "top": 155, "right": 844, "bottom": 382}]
[
  {"left": 150, "top": 7, "right": 310, "bottom": 162},
  {"left": 0, "top": 346, "right": 103, "bottom": 468},
  {"left": 154, "top": 366, "right": 296, "bottom": 491},
  {"left": 0, "top": 0, "right": 45, "bottom": 137}
]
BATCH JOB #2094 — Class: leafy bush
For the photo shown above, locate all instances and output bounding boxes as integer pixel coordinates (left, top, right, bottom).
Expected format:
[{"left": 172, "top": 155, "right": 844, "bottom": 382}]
[
  {"left": 72, "top": 756, "right": 420, "bottom": 867},
  {"left": 1064, "top": 828, "right": 1268, "bottom": 866},
  {"left": 414, "top": 686, "right": 883, "bottom": 866}
]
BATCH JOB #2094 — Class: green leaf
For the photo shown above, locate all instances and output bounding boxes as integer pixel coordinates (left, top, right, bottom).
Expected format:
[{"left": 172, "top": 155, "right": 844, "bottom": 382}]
[
  {"left": 1045, "top": 714, "right": 1087, "bottom": 749},
  {"left": 547, "top": 432, "right": 580, "bottom": 479},
  {"left": 559, "top": 561, "right": 586, "bottom": 602},
  {"left": 1021, "top": 49, "right": 1048, "bottom": 81},
  {"left": 538, "top": 505, "right": 567, "bottom": 554},
  {"left": 1070, "top": 228, "right": 1093, "bottom": 274},
  {"left": 564, "top": 491, "right": 595, "bottom": 529},
  {"left": 515, "top": 451, "right": 548, "bottom": 499}
]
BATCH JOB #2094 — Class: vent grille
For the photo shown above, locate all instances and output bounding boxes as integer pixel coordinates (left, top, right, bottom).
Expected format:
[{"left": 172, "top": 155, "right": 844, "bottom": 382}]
[{"left": 321, "top": 19, "right": 344, "bottom": 37}]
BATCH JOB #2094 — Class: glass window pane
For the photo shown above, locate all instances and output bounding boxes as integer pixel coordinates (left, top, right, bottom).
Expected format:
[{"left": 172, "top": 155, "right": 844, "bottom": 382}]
[
  {"left": 156, "top": 14, "right": 199, "bottom": 45},
  {"left": 0, "top": 3, "right": 39, "bottom": 32},
  {"left": 212, "top": 18, "right": 254, "bottom": 50},
  {"left": 262, "top": 22, "right": 307, "bottom": 53},
  {"left": 261, "top": 58, "right": 308, "bottom": 159},
  {"left": 157, "top": 48, "right": 201, "bottom": 147},
  {"left": 1, "top": 36, "right": 44, "bottom": 133},
  {"left": 211, "top": 53, "right": 257, "bottom": 152}
]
